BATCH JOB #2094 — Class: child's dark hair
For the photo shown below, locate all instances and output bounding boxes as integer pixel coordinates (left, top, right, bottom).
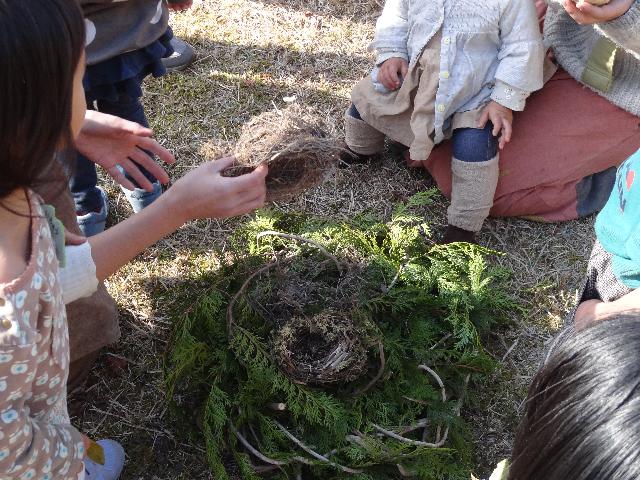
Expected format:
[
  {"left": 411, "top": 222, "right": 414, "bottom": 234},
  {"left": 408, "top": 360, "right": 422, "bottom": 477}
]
[
  {"left": 0, "top": 0, "right": 84, "bottom": 199},
  {"left": 509, "top": 313, "right": 640, "bottom": 480}
]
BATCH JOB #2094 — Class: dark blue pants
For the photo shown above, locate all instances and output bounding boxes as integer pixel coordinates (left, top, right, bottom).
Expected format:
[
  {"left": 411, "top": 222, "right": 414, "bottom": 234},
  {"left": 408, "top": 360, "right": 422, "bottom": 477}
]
[
  {"left": 70, "top": 93, "right": 157, "bottom": 214},
  {"left": 451, "top": 123, "right": 498, "bottom": 163}
]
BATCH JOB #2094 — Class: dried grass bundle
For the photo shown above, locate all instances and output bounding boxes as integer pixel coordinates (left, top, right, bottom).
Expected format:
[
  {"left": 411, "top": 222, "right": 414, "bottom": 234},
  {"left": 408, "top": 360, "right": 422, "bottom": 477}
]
[
  {"left": 224, "top": 104, "right": 342, "bottom": 202},
  {"left": 271, "top": 310, "right": 368, "bottom": 386}
]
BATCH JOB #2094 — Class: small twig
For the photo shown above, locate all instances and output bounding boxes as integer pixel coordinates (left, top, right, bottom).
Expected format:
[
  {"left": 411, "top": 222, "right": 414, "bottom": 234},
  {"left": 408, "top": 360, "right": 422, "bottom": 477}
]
[
  {"left": 397, "top": 463, "right": 417, "bottom": 477},
  {"left": 429, "top": 333, "right": 452, "bottom": 350},
  {"left": 435, "top": 425, "right": 443, "bottom": 444},
  {"left": 372, "top": 366, "right": 464, "bottom": 448},
  {"left": 274, "top": 420, "right": 362, "bottom": 474},
  {"left": 381, "top": 261, "right": 406, "bottom": 293},
  {"left": 226, "top": 259, "right": 285, "bottom": 332},
  {"left": 346, "top": 434, "right": 367, "bottom": 447},
  {"left": 229, "top": 422, "right": 288, "bottom": 466},
  {"left": 501, "top": 337, "right": 520, "bottom": 362},
  {"left": 268, "top": 402, "right": 287, "bottom": 411},
  {"left": 402, "top": 396, "right": 428, "bottom": 406},
  {"left": 455, "top": 374, "right": 471, "bottom": 416},
  {"left": 371, "top": 423, "right": 447, "bottom": 448},
  {"left": 89, "top": 407, "right": 173, "bottom": 437},
  {"left": 324, "top": 448, "right": 339, "bottom": 459},
  {"left": 353, "top": 340, "right": 386, "bottom": 396},
  {"left": 418, "top": 365, "right": 447, "bottom": 443},
  {"left": 256, "top": 231, "right": 342, "bottom": 273},
  {"left": 418, "top": 365, "right": 447, "bottom": 403},
  {"left": 397, "top": 419, "right": 428, "bottom": 435}
]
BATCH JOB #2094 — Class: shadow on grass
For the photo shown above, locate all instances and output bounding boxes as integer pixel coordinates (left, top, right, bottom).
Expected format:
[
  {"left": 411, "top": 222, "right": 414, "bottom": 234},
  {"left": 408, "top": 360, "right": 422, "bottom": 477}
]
[
  {"left": 143, "top": 37, "right": 373, "bottom": 164},
  {"left": 208, "top": 0, "right": 382, "bottom": 22}
]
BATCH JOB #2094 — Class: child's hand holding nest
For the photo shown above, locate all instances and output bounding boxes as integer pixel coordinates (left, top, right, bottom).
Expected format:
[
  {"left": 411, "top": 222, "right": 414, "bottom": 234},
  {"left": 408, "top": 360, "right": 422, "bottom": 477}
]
[{"left": 166, "top": 157, "right": 268, "bottom": 222}]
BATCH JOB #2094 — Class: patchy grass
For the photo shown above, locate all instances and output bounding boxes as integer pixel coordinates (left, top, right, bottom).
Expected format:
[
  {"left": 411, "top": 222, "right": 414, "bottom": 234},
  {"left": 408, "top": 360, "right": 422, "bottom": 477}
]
[{"left": 71, "top": 0, "right": 596, "bottom": 478}]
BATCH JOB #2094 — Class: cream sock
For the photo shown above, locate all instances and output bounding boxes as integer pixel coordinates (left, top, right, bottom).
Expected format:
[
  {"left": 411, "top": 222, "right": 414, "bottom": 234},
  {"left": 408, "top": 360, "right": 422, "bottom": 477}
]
[
  {"left": 344, "top": 108, "right": 386, "bottom": 155},
  {"left": 447, "top": 155, "right": 499, "bottom": 232}
]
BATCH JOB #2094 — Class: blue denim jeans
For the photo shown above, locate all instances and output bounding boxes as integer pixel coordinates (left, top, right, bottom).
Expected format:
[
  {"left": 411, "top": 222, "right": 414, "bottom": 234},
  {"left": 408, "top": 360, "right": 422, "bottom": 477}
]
[
  {"left": 451, "top": 123, "right": 498, "bottom": 163},
  {"left": 70, "top": 93, "right": 157, "bottom": 214}
]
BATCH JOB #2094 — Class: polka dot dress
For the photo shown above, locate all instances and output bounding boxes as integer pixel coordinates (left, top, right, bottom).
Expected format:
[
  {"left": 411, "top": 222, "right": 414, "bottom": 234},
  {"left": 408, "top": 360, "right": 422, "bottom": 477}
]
[{"left": 0, "top": 193, "right": 84, "bottom": 480}]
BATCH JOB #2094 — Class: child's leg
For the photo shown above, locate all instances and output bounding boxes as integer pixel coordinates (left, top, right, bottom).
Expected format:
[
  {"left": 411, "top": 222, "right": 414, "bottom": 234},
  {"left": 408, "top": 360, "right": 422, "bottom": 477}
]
[
  {"left": 69, "top": 153, "right": 102, "bottom": 214},
  {"left": 97, "top": 93, "right": 162, "bottom": 212},
  {"left": 446, "top": 124, "right": 499, "bottom": 240},
  {"left": 69, "top": 144, "right": 110, "bottom": 237},
  {"left": 344, "top": 104, "right": 386, "bottom": 156}
]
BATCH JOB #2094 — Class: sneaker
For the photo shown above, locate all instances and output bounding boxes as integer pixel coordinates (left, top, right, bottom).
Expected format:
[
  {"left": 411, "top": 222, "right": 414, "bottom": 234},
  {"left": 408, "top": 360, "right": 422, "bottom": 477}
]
[
  {"left": 162, "top": 38, "right": 196, "bottom": 72},
  {"left": 77, "top": 187, "right": 109, "bottom": 237},
  {"left": 120, "top": 181, "right": 163, "bottom": 213},
  {"left": 84, "top": 439, "right": 125, "bottom": 480}
]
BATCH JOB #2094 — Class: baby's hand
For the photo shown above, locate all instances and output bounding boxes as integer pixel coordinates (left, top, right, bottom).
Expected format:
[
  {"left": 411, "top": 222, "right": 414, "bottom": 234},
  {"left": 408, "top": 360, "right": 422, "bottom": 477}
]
[
  {"left": 563, "top": 0, "right": 633, "bottom": 24},
  {"left": 478, "top": 101, "right": 513, "bottom": 150},
  {"left": 378, "top": 58, "right": 408, "bottom": 91},
  {"left": 167, "top": 0, "right": 193, "bottom": 11}
]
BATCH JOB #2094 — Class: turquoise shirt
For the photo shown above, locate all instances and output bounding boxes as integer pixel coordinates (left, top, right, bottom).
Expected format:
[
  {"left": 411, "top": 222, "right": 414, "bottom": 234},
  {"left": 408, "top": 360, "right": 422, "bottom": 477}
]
[{"left": 595, "top": 149, "right": 640, "bottom": 288}]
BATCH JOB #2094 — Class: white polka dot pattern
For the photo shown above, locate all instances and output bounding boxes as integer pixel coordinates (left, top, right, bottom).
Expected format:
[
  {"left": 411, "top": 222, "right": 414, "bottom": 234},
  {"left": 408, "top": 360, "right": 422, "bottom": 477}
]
[{"left": 0, "top": 194, "right": 84, "bottom": 479}]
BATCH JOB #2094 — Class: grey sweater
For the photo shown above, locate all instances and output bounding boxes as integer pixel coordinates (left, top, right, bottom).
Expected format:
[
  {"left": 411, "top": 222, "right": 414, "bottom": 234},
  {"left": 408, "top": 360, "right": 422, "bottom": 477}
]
[
  {"left": 81, "top": 0, "right": 180, "bottom": 65},
  {"left": 544, "top": 1, "right": 640, "bottom": 116}
]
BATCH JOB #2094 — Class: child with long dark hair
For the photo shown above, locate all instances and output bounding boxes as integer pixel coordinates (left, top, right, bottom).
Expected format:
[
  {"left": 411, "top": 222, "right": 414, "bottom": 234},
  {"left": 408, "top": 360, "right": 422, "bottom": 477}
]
[
  {"left": 74, "top": 0, "right": 193, "bottom": 236},
  {"left": 507, "top": 312, "right": 640, "bottom": 480},
  {"left": 0, "top": 1, "right": 266, "bottom": 478}
]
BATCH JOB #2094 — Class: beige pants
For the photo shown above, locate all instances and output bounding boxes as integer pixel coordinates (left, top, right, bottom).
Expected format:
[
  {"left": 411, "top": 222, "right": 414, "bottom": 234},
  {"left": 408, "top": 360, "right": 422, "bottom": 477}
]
[
  {"left": 448, "top": 156, "right": 500, "bottom": 232},
  {"left": 346, "top": 29, "right": 497, "bottom": 232}
]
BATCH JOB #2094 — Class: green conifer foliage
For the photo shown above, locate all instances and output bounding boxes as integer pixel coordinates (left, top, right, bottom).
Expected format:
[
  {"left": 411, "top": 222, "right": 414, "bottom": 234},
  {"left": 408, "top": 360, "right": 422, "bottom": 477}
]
[{"left": 166, "top": 193, "right": 517, "bottom": 479}]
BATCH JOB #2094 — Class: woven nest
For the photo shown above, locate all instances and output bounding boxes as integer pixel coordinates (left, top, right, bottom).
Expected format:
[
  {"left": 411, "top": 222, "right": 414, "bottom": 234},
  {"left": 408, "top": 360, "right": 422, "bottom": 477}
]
[
  {"left": 271, "top": 310, "right": 368, "bottom": 386},
  {"left": 223, "top": 104, "right": 342, "bottom": 202}
]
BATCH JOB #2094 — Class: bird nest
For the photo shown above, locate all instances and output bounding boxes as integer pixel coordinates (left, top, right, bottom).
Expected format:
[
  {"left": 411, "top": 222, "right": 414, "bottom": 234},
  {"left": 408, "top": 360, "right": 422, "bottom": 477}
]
[
  {"left": 223, "top": 104, "right": 342, "bottom": 202},
  {"left": 271, "top": 311, "right": 368, "bottom": 386},
  {"left": 226, "top": 232, "right": 382, "bottom": 389}
]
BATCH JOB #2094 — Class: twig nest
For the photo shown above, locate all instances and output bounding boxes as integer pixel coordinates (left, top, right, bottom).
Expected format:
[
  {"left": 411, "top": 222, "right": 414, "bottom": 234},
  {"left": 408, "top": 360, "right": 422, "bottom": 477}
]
[
  {"left": 271, "top": 310, "right": 368, "bottom": 386},
  {"left": 223, "top": 104, "right": 342, "bottom": 202}
]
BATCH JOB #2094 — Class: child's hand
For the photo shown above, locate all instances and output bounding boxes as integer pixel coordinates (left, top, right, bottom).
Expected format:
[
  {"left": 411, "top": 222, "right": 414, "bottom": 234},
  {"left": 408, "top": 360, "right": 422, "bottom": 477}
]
[
  {"left": 574, "top": 299, "right": 605, "bottom": 330},
  {"left": 562, "top": 0, "right": 634, "bottom": 24},
  {"left": 64, "top": 228, "right": 86, "bottom": 246},
  {"left": 167, "top": 0, "right": 193, "bottom": 11},
  {"left": 378, "top": 58, "right": 408, "bottom": 91},
  {"left": 478, "top": 101, "right": 513, "bottom": 150},
  {"left": 166, "top": 157, "right": 268, "bottom": 223},
  {"left": 77, "top": 111, "right": 175, "bottom": 192},
  {"left": 574, "top": 289, "right": 640, "bottom": 330}
]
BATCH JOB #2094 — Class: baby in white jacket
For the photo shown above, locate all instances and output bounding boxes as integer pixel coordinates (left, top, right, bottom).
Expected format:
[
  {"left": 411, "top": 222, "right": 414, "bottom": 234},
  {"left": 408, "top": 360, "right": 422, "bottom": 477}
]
[{"left": 345, "top": 0, "right": 545, "bottom": 243}]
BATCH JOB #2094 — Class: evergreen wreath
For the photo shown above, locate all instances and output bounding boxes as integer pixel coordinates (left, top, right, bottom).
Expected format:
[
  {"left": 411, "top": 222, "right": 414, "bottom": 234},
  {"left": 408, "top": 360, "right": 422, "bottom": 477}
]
[{"left": 166, "top": 191, "right": 518, "bottom": 479}]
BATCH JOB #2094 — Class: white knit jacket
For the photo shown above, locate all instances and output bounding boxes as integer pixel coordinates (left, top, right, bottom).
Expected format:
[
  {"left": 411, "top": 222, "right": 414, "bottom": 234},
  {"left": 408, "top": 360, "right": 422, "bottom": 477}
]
[{"left": 369, "top": 0, "right": 545, "bottom": 142}]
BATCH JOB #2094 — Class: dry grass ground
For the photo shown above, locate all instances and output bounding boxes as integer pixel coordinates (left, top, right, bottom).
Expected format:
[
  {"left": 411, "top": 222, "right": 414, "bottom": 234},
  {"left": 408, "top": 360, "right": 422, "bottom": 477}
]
[{"left": 71, "top": 0, "right": 597, "bottom": 478}]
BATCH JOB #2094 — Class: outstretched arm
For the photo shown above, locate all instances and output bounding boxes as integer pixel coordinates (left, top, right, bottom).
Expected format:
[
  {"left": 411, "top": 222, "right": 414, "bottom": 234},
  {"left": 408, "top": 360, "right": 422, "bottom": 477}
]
[{"left": 88, "top": 158, "right": 267, "bottom": 280}]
